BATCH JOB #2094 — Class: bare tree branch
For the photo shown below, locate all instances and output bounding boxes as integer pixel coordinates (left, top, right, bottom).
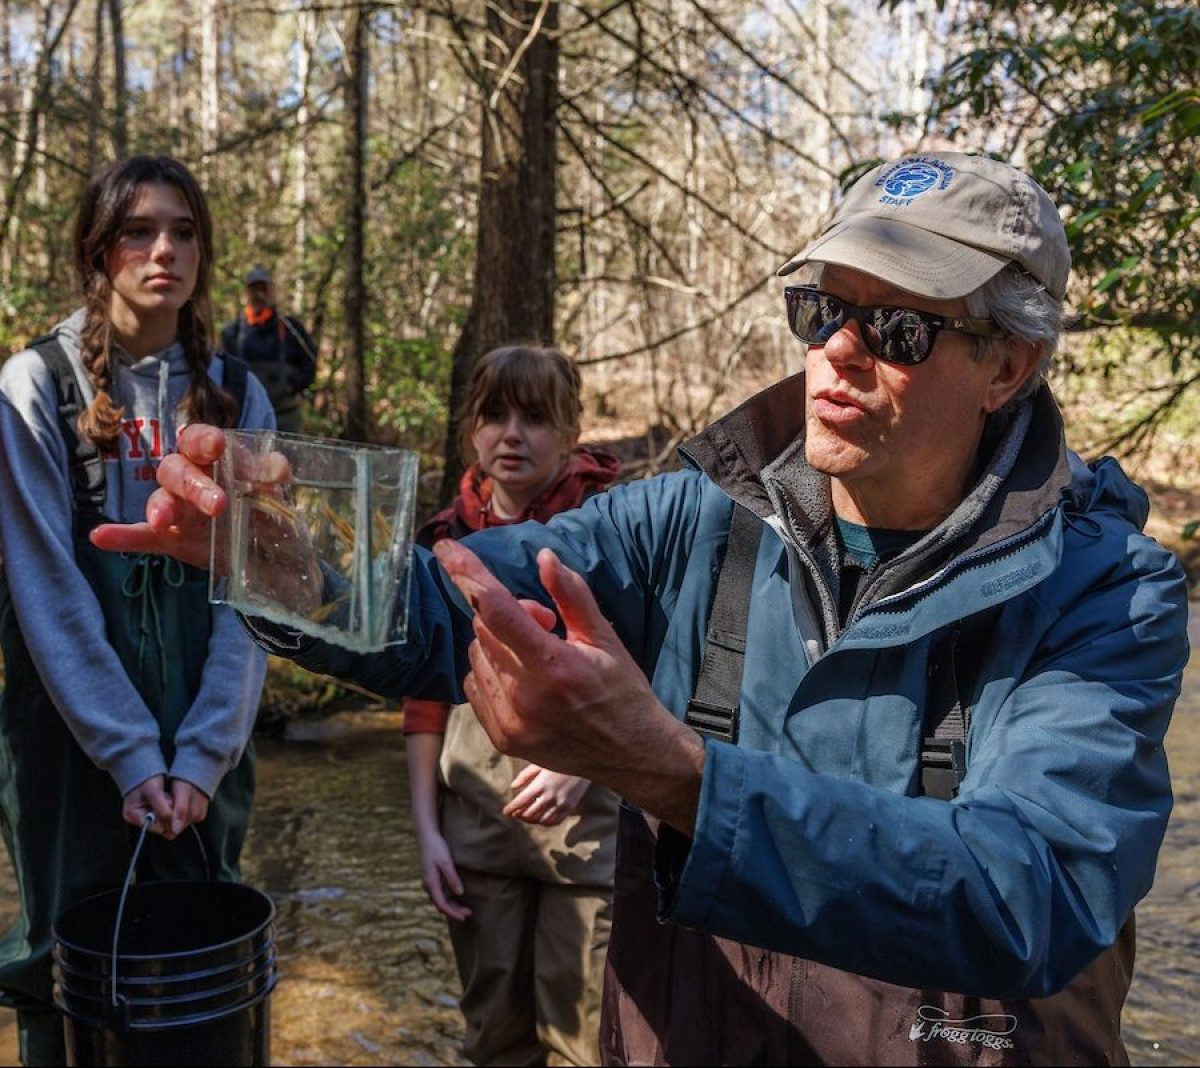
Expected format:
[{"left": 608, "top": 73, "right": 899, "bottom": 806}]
[
  {"left": 684, "top": 0, "right": 856, "bottom": 158},
  {"left": 557, "top": 115, "right": 688, "bottom": 279},
  {"left": 561, "top": 95, "right": 792, "bottom": 260},
  {"left": 0, "top": 0, "right": 85, "bottom": 255},
  {"left": 575, "top": 270, "right": 774, "bottom": 366}
]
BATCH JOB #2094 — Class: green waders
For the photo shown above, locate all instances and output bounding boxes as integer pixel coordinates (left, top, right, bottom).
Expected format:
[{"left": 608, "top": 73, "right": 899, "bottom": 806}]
[
  {"left": 0, "top": 339, "right": 257, "bottom": 1065},
  {"left": 0, "top": 539, "right": 256, "bottom": 1065}
]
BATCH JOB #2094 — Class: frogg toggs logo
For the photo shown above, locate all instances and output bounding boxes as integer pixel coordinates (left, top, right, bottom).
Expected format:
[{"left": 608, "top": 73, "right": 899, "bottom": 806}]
[
  {"left": 875, "top": 157, "right": 955, "bottom": 206},
  {"left": 907, "top": 1006, "right": 1017, "bottom": 1051}
]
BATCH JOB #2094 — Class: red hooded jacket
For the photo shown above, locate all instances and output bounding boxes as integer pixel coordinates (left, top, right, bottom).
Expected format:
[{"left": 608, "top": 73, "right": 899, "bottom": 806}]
[{"left": 404, "top": 445, "right": 621, "bottom": 733}]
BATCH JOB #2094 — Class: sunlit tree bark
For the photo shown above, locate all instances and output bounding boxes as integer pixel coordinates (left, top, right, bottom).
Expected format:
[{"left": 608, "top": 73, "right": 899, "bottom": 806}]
[
  {"left": 1, "top": 0, "right": 84, "bottom": 264},
  {"left": 200, "top": 0, "right": 219, "bottom": 182},
  {"left": 293, "top": 4, "right": 319, "bottom": 316},
  {"left": 87, "top": 0, "right": 103, "bottom": 173},
  {"left": 343, "top": 0, "right": 371, "bottom": 441},
  {"left": 0, "top": 0, "right": 12, "bottom": 161},
  {"left": 174, "top": 6, "right": 187, "bottom": 147},
  {"left": 107, "top": 0, "right": 126, "bottom": 156}
]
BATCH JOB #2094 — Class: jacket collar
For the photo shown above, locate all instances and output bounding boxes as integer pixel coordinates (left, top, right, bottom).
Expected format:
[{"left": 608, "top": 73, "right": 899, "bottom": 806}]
[{"left": 680, "top": 372, "right": 1074, "bottom": 623}]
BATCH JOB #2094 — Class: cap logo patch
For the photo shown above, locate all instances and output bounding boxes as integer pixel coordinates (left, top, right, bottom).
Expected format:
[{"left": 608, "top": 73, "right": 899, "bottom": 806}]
[{"left": 875, "top": 157, "right": 955, "bottom": 206}]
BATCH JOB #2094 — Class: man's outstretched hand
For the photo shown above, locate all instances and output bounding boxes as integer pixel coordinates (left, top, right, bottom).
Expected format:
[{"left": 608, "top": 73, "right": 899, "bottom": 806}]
[
  {"left": 90, "top": 424, "right": 229, "bottom": 569},
  {"left": 433, "top": 539, "right": 704, "bottom": 836}
]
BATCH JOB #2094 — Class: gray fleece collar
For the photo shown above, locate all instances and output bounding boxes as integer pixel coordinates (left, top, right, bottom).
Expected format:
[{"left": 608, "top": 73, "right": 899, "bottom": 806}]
[{"left": 679, "top": 373, "right": 1074, "bottom": 625}]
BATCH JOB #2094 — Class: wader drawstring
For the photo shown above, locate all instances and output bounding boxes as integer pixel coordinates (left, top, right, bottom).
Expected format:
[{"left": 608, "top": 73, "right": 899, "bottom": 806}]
[{"left": 120, "top": 554, "right": 186, "bottom": 681}]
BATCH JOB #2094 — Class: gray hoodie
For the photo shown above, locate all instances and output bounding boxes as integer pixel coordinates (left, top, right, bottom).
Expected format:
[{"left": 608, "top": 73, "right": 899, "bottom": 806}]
[{"left": 0, "top": 309, "right": 274, "bottom": 796}]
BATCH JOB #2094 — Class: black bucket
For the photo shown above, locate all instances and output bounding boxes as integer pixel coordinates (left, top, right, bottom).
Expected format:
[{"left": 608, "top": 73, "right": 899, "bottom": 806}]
[{"left": 51, "top": 832, "right": 277, "bottom": 1067}]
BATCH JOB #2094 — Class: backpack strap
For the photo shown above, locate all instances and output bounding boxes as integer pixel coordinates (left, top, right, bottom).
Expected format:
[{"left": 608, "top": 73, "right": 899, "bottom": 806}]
[
  {"left": 685, "top": 503, "right": 762, "bottom": 743},
  {"left": 920, "top": 605, "right": 1003, "bottom": 800},
  {"left": 32, "top": 339, "right": 250, "bottom": 527},
  {"left": 29, "top": 333, "right": 107, "bottom": 526},
  {"left": 689, "top": 499, "right": 1000, "bottom": 794}
]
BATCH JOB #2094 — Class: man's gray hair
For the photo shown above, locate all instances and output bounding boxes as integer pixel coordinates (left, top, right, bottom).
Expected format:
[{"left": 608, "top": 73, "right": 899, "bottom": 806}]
[{"left": 966, "top": 263, "right": 1064, "bottom": 402}]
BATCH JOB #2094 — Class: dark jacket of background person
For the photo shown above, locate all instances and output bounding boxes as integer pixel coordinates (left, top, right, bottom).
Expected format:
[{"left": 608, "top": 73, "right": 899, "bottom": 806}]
[{"left": 219, "top": 309, "right": 315, "bottom": 433}]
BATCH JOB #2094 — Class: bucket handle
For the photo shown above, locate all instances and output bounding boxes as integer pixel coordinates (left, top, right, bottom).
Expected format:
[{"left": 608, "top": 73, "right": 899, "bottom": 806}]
[
  {"left": 109, "top": 813, "right": 154, "bottom": 1014},
  {"left": 109, "top": 812, "right": 213, "bottom": 1015}
]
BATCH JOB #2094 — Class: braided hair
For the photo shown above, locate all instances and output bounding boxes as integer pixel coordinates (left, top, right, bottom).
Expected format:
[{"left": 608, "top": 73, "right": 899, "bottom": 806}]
[{"left": 73, "top": 155, "right": 237, "bottom": 448}]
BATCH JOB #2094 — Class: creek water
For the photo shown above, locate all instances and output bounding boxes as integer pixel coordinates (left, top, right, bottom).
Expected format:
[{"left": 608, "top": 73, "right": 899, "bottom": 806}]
[
  {"left": 1, "top": 610, "right": 1197, "bottom": 1066},
  {"left": 1123, "top": 604, "right": 1200, "bottom": 1066}
]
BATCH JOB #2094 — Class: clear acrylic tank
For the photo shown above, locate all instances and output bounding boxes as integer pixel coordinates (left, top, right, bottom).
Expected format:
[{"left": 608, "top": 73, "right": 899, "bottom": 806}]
[{"left": 209, "top": 429, "right": 419, "bottom": 652}]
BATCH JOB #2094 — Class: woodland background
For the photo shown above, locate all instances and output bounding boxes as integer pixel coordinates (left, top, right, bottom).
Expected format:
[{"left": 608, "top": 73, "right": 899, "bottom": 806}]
[
  {"left": 2, "top": 0, "right": 1198, "bottom": 708},
  {"left": 1, "top": 10, "right": 1198, "bottom": 1063}
]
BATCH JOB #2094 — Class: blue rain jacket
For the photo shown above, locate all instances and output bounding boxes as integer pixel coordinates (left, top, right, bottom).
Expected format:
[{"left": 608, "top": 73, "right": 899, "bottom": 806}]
[{"left": 263, "top": 375, "right": 1189, "bottom": 1003}]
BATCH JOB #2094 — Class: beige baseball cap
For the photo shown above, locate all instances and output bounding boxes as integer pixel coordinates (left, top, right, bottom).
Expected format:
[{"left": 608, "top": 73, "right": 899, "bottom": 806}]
[{"left": 777, "top": 152, "right": 1070, "bottom": 300}]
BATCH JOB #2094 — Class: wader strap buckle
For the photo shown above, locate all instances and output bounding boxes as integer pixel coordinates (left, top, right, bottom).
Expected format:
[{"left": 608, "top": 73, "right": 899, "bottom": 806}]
[{"left": 685, "top": 505, "right": 762, "bottom": 744}]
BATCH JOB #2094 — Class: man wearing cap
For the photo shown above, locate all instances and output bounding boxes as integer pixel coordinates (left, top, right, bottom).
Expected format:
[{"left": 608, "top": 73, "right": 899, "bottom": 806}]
[
  {"left": 93, "top": 152, "right": 1188, "bottom": 1064},
  {"left": 220, "top": 266, "right": 316, "bottom": 433}
]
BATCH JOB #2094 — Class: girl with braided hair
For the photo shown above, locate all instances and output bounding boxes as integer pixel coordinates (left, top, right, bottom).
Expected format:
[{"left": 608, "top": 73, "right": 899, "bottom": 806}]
[
  {"left": 0, "top": 156, "right": 275, "bottom": 1065},
  {"left": 405, "top": 345, "right": 622, "bottom": 1066}
]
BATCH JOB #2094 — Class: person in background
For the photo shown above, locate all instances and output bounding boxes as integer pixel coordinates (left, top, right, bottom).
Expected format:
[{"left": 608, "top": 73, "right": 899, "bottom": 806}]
[
  {"left": 0, "top": 155, "right": 274, "bottom": 1066},
  {"left": 220, "top": 264, "right": 316, "bottom": 433},
  {"left": 92, "top": 152, "right": 1191, "bottom": 1065},
  {"left": 405, "top": 344, "right": 622, "bottom": 1066}
]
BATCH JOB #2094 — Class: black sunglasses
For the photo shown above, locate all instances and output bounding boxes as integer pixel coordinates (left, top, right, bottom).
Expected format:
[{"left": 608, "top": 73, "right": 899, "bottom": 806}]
[{"left": 784, "top": 285, "right": 1005, "bottom": 366}]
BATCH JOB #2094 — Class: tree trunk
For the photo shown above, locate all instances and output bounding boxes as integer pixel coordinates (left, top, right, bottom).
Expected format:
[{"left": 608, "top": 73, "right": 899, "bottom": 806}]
[
  {"left": 293, "top": 6, "right": 318, "bottom": 316},
  {"left": 107, "top": 0, "right": 126, "bottom": 156},
  {"left": 87, "top": 0, "right": 104, "bottom": 174},
  {"left": 438, "top": 0, "right": 559, "bottom": 505},
  {"left": 199, "top": 0, "right": 218, "bottom": 183},
  {"left": 0, "top": 0, "right": 11, "bottom": 280},
  {"left": 0, "top": 0, "right": 12, "bottom": 165},
  {"left": 342, "top": 0, "right": 370, "bottom": 441},
  {"left": 169, "top": 0, "right": 190, "bottom": 150},
  {"left": 0, "top": 0, "right": 84, "bottom": 263}
]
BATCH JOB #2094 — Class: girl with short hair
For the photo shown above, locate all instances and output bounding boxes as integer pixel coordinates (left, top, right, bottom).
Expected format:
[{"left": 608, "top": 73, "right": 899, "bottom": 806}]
[{"left": 405, "top": 344, "right": 621, "bottom": 1066}]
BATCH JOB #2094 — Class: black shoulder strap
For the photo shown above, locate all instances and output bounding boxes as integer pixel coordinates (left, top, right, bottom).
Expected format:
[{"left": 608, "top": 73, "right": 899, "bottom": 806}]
[
  {"left": 30, "top": 333, "right": 107, "bottom": 522},
  {"left": 688, "top": 499, "right": 1000, "bottom": 790},
  {"left": 920, "top": 605, "right": 1003, "bottom": 800},
  {"left": 685, "top": 504, "right": 763, "bottom": 743},
  {"left": 221, "top": 352, "right": 250, "bottom": 423}
]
